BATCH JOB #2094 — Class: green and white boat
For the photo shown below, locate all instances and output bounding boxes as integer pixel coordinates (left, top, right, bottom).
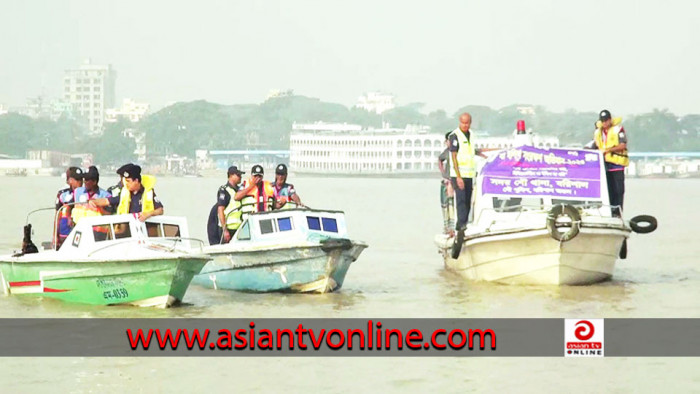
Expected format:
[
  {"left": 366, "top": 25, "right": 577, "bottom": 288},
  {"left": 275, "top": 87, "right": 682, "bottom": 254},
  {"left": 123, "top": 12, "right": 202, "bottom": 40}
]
[{"left": 0, "top": 214, "right": 210, "bottom": 307}]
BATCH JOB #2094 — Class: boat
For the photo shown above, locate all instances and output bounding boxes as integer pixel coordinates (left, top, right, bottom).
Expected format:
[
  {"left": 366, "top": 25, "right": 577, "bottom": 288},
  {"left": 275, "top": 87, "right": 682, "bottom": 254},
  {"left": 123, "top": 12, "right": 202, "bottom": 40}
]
[
  {"left": 434, "top": 145, "right": 657, "bottom": 285},
  {"left": 194, "top": 208, "right": 367, "bottom": 293},
  {"left": 0, "top": 213, "right": 210, "bottom": 307}
]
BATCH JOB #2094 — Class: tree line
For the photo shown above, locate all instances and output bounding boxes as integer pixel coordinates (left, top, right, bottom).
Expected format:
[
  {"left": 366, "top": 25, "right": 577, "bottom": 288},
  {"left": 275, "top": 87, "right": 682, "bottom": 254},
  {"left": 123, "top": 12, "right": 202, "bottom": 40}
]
[{"left": 1, "top": 95, "right": 698, "bottom": 164}]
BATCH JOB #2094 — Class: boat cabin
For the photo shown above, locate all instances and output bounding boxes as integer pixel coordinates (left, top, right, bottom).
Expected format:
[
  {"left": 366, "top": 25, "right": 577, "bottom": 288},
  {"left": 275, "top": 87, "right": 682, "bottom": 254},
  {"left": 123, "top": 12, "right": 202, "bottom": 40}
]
[
  {"left": 232, "top": 208, "right": 349, "bottom": 244},
  {"left": 59, "top": 214, "right": 191, "bottom": 253}
]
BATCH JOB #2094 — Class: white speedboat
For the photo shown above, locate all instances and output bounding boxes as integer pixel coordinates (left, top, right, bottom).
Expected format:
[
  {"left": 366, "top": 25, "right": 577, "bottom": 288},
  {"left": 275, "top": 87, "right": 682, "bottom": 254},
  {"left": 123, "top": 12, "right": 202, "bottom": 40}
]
[
  {"left": 0, "top": 213, "right": 210, "bottom": 307},
  {"left": 195, "top": 208, "right": 367, "bottom": 293},
  {"left": 435, "top": 146, "right": 656, "bottom": 285}
]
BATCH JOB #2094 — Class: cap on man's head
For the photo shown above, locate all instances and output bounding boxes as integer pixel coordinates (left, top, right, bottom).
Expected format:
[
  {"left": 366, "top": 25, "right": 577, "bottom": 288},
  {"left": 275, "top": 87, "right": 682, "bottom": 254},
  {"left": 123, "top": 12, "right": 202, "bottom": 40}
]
[
  {"left": 275, "top": 164, "right": 288, "bottom": 175},
  {"left": 122, "top": 164, "right": 142, "bottom": 180},
  {"left": 227, "top": 166, "right": 244, "bottom": 176},
  {"left": 599, "top": 109, "right": 612, "bottom": 122},
  {"left": 83, "top": 165, "right": 99, "bottom": 181},
  {"left": 66, "top": 166, "right": 83, "bottom": 180},
  {"left": 116, "top": 163, "right": 134, "bottom": 176},
  {"left": 251, "top": 165, "right": 264, "bottom": 176}
]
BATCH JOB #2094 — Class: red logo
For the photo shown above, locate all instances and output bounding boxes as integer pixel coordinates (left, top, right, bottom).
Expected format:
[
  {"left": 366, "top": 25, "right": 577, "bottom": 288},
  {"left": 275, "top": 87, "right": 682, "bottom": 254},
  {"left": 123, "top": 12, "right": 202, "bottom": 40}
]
[{"left": 574, "top": 320, "right": 595, "bottom": 341}]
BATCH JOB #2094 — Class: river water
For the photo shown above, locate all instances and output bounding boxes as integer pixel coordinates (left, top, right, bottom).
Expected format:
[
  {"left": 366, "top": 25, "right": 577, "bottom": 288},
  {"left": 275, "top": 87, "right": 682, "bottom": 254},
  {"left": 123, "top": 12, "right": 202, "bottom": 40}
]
[{"left": 0, "top": 176, "right": 698, "bottom": 391}]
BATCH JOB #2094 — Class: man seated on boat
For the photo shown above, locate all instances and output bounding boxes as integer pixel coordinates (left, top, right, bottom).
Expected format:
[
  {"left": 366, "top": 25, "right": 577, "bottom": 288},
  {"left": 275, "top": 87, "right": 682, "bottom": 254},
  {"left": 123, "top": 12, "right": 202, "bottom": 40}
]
[
  {"left": 54, "top": 167, "right": 84, "bottom": 248},
  {"left": 71, "top": 166, "right": 112, "bottom": 226},
  {"left": 89, "top": 164, "right": 164, "bottom": 222},
  {"left": 438, "top": 132, "right": 455, "bottom": 236},
  {"left": 272, "top": 164, "right": 304, "bottom": 209},
  {"left": 212, "top": 165, "right": 245, "bottom": 244},
  {"left": 235, "top": 164, "right": 276, "bottom": 216}
]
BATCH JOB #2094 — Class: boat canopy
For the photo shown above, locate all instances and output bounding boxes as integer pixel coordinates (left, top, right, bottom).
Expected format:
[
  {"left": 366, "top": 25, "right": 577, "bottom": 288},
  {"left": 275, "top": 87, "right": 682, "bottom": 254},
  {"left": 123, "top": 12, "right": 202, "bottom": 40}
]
[{"left": 479, "top": 146, "right": 608, "bottom": 204}]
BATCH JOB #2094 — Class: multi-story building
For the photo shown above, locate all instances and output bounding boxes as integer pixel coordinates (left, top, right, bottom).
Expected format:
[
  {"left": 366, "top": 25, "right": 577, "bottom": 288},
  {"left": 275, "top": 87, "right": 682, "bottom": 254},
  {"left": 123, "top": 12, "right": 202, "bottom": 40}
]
[
  {"left": 355, "top": 92, "right": 396, "bottom": 114},
  {"left": 105, "top": 98, "right": 150, "bottom": 123},
  {"left": 63, "top": 59, "right": 116, "bottom": 133}
]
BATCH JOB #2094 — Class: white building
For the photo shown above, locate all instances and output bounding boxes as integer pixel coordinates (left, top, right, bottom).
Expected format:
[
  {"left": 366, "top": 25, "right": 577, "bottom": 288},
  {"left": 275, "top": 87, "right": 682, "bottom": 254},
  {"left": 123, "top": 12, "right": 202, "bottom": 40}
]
[
  {"left": 63, "top": 59, "right": 116, "bottom": 133},
  {"left": 290, "top": 122, "right": 560, "bottom": 175},
  {"left": 355, "top": 92, "right": 395, "bottom": 114},
  {"left": 290, "top": 122, "right": 442, "bottom": 175},
  {"left": 105, "top": 99, "right": 150, "bottom": 123}
]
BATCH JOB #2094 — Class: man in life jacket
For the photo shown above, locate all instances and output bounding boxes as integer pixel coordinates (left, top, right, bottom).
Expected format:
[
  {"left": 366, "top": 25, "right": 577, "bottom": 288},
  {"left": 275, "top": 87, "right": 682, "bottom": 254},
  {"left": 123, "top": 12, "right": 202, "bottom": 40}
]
[
  {"left": 106, "top": 163, "right": 132, "bottom": 198},
  {"left": 272, "top": 164, "right": 304, "bottom": 210},
  {"left": 54, "top": 167, "right": 83, "bottom": 248},
  {"left": 448, "top": 113, "right": 486, "bottom": 233},
  {"left": 211, "top": 165, "right": 245, "bottom": 244},
  {"left": 235, "top": 164, "right": 275, "bottom": 216},
  {"left": 89, "top": 164, "right": 163, "bottom": 221},
  {"left": 593, "top": 109, "right": 629, "bottom": 217},
  {"left": 71, "top": 166, "right": 112, "bottom": 225}
]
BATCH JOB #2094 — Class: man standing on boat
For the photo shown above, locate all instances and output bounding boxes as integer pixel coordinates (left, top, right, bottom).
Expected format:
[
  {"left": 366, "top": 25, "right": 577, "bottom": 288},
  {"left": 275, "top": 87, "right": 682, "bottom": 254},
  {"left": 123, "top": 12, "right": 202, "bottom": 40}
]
[
  {"left": 235, "top": 164, "right": 276, "bottom": 214},
  {"left": 71, "top": 166, "right": 112, "bottom": 224},
  {"left": 272, "top": 164, "right": 304, "bottom": 209},
  {"left": 106, "top": 163, "right": 132, "bottom": 198},
  {"left": 89, "top": 164, "right": 163, "bottom": 221},
  {"left": 438, "top": 132, "right": 455, "bottom": 236},
  {"left": 215, "top": 165, "right": 245, "bottom": 243},
  {"left": 449, "top": 113, "right": 485, "bottom": 235},
  {"left": 54, "top": 167, "right": 84, "bottom": 247},
  {"left": 592, "top": 109, "right": 628, "bottom": 217}
]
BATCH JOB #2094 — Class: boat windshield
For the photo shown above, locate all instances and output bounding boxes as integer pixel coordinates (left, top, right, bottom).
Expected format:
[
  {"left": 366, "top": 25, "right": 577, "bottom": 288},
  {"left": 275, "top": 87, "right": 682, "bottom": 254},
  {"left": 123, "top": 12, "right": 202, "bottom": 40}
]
[
  {"left": 92, "top": 222, "right": 131, "bottom": 242},
  {"left": 145, "top": 222, "right": 180, "bottom": 238},
  {"left": 492, "top": 197, "right": 543, "bottom": 212}
]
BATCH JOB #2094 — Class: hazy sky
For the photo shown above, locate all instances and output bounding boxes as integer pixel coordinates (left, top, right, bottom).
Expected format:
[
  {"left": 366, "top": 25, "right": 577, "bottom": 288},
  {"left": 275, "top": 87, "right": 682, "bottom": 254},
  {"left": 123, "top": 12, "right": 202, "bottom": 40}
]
[{"left": 1, "top": 0, "right": 698, "bottom": 116}]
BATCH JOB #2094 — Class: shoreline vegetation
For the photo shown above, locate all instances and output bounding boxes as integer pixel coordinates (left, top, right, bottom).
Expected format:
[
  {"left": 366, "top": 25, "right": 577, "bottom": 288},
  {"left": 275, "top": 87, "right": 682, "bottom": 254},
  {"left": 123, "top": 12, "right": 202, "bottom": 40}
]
[{"left": 1, "top": 95, "right": 698, "bottom": 165}]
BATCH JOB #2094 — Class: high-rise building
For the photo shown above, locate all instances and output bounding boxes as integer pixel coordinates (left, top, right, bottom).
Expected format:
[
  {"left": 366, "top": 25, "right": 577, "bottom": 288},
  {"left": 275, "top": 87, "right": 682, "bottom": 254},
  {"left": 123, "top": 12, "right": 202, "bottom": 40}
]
[{"left": 63, "top": 59, "right": 116, "bottom": 133}]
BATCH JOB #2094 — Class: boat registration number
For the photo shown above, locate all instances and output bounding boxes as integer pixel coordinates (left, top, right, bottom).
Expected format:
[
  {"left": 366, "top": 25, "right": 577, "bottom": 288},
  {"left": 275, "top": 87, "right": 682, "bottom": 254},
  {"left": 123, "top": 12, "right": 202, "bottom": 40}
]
[{"left": 103, "top": 288, "right": 129, "bottom": 300}]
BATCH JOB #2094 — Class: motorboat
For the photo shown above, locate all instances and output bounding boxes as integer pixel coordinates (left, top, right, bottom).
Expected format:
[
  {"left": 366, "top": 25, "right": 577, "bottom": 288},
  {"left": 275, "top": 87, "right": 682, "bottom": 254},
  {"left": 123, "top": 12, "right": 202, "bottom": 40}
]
[
  {"left": 0, "top": 213, "right": 210, "bottom": 307},
  {"left": 434, "top": 145, "right": 657, "bottom": 285},
  {"left": 194, "top": 208, "right": 367, "bottom": 293}
]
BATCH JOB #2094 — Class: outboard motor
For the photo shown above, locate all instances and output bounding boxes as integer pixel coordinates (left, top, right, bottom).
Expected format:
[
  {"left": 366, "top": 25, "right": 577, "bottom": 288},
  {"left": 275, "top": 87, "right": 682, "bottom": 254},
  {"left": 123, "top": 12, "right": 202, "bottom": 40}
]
[{"left": 18, "top": 224, "right": 39, "bottom": 256}]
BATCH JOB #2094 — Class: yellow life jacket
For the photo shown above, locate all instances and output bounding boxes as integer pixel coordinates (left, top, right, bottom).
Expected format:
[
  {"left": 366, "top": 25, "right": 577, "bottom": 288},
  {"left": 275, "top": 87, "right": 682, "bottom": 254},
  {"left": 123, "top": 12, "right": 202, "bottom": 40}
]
[
  {"left": 449, "top": 129, "right": 476, "bottom": 178},
  {"left": 117, "top": 175, "right": 156, "bottom": 214},
  {"left": 594, "top": 118, "right": 629, "bottom": 167},
  {"left": 221, "top": 185, "right": 243, "bottom": 230}
]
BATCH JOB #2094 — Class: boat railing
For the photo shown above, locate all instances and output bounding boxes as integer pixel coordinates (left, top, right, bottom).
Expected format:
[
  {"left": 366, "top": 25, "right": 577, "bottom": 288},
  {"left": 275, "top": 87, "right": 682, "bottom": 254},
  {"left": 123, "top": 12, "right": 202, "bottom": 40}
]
[
  {"left": 86, "top": 236, "right": 205, "bottom": 257},
  {"left": 476, "top": 202, "right": 622, "bottom": 232},
  {"left": 148, "top": 237, "right": 206, "bottom": 253}
]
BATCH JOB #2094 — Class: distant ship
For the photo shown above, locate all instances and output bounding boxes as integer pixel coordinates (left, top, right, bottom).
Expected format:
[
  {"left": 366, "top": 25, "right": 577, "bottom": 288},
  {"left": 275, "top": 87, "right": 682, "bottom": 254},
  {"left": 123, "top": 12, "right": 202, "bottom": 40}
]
[{"left": 289, "top": 122, "right": 559, "bottom": 176}]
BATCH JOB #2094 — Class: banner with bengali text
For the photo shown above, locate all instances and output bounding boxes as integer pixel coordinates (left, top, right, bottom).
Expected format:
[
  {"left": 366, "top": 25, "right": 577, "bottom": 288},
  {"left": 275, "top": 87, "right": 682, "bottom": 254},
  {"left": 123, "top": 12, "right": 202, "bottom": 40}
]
[{"left": 481, "top": 146, "right": 603, "bottom": 199}]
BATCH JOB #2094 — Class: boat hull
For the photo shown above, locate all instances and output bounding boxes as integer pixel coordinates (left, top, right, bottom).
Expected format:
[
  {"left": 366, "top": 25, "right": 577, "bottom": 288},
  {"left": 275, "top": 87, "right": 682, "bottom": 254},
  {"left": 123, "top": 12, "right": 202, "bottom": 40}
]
[
  {"left": 0, "top": 257, "right": 209, "bottom": 307},
  {"left": 194, "top": 242, "right": 367, "bottom": 293},
  {"left": 436, "top": 227, "right": 630, "bottom": 285}
]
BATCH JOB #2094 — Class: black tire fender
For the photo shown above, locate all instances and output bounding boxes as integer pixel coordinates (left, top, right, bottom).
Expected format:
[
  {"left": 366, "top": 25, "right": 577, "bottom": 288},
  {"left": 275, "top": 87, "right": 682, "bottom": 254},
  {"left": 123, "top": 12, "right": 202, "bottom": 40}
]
[
  {"left": 546, "top": 204, "right": 581, "bottom": 242},
  {"left": 629, "top": 215, "right": 657, "bottom": 234},
  {"left": 451, "top": 229, "right": 464, "bottom": 259}
]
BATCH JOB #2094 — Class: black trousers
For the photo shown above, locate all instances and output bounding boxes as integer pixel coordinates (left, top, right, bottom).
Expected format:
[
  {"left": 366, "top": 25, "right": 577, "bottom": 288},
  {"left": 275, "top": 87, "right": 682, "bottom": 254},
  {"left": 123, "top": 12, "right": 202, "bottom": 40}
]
[
  {"left": 450, "top": 177, "right": 473, "bottom": 230},
  {"left": 206, "top": 203, "right": 222, "bottom": 245},
  {"left": 606, "top": 170, "right": 625, "bottom": 217}
]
